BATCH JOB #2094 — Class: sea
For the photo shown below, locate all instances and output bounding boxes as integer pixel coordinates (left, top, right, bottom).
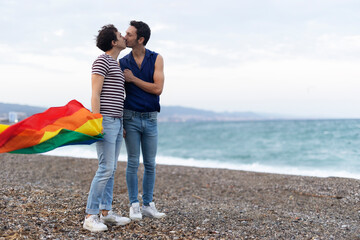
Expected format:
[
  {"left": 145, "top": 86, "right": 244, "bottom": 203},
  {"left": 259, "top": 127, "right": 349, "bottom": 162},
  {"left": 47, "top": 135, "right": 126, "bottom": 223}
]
[{"left": 44, "top": 119, "right": 360, "bottom": 180}]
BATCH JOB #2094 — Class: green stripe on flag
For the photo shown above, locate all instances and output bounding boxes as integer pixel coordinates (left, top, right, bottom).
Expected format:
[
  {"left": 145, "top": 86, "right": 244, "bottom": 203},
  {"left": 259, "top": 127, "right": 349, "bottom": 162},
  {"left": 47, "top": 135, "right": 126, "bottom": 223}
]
[{"left": 10, "top": 129, "right": 103, "bottom": 154}]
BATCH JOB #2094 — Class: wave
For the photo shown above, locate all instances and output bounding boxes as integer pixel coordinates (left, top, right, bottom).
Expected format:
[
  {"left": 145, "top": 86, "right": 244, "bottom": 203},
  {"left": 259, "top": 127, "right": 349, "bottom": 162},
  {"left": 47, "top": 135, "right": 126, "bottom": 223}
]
[
  {"left": 43, "top": 145, "right": 360, "bottom": 180},
  {"left": 155, "top": 155, "right": 360, "bottom": 180}
]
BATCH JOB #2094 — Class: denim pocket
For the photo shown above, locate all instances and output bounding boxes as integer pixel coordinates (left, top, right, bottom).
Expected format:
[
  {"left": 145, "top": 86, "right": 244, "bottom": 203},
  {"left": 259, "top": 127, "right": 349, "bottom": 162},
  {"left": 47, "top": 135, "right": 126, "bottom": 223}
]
[
  {"left": 149, "top": 112, "right": 157, "bottom": 122},
  {"left": 123, "top": 112, "right": 133, "bottom": 120},
  {"left": 149, "top": 117, "right": 157, "bottom": 124},
  {"left": 103, "top": 116, "right": 116, "bottom": 123}
]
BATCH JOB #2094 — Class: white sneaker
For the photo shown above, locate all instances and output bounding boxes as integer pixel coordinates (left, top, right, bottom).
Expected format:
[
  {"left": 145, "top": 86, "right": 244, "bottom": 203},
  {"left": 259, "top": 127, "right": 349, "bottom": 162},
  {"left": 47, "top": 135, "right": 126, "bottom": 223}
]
[
  {"left": 129, "top": 202, "right": 142, "bottom": 221},
  {"left": 100, "top": 210, "right": 131, "bottom": 226},
  {"left": 142, "top": 202, "right": 166, "bottom": 218},
  {"left": 83, "top": 215, "right": 108, "bottom": 232}
]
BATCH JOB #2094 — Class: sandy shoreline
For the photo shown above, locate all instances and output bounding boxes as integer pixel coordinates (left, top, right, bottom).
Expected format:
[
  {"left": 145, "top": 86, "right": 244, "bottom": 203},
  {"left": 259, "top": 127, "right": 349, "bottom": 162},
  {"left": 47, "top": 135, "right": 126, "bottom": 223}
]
[{"left": 0, "top": 153, "right": 359, "bottom": 239}]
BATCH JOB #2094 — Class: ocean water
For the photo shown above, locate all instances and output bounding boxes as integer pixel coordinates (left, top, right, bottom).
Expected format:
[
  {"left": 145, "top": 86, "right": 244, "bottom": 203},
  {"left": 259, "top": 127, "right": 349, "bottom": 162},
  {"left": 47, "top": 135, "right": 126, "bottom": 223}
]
[{"left": 44, "top": 119, "right": 360, "bottom": 179}]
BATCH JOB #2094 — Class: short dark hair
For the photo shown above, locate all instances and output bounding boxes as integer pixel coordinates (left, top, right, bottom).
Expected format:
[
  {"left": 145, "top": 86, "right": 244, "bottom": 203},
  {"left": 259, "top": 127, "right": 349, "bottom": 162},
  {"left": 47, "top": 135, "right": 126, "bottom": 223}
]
[
  {"left": 96, "top": 24, "right": 118, "bottom": 51},
  {"left": 130, "top": 20, "right": 151, "bottom": 46}
]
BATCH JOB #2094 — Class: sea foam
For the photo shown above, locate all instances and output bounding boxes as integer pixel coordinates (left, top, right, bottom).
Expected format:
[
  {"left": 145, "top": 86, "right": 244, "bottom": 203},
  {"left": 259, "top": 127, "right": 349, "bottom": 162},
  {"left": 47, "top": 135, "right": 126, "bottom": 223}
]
[{"left": 43, "top": 145, "right": 360, "bottom": 180}]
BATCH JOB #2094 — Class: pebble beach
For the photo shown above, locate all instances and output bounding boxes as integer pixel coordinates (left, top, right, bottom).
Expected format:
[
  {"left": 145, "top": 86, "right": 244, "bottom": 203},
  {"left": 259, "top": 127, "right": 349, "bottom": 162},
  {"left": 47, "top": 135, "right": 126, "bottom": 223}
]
[{"left": 0, "top": 153, "right": 359, "bottom": 239}]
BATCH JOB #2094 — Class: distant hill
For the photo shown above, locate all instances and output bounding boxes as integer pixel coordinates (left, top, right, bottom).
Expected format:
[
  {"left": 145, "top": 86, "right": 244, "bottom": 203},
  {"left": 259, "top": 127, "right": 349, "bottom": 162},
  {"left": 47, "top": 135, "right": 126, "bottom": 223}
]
[
  {"left": 0, "top": 102, "right": 284, "bottom": 122},
  {"left": 158, "top": 106, "right": 279, "bottom": 122},
  {"left": 0, "top": 102, "right": 46, "bottom": 116},
  {"left": 0, "top": 102, "right": 47, "bottom": 122}
]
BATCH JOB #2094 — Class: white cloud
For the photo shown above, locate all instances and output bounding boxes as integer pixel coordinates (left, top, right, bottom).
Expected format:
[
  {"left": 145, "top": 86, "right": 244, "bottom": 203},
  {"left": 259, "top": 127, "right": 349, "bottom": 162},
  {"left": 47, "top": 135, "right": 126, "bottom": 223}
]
[
  {"left": 315, "top": 34, "right": 360, "bottom": 57},
  {"left": 1, "top": 0, "right": 360, "bottom": 118},
  {"left": 151, "top": 23, "right": 172, "bottom": 33},
  {"left": 0, "top": 46, "right": 93, "bottom": 108},
  {"left": 162, "top": 57, "right": 360, "bottom": 117},
  {"left": 50, "top": 42, "right": 101, "bottom": 58},
  {"left": 53, "top": 29, "right": 64, "bottom": 37}
]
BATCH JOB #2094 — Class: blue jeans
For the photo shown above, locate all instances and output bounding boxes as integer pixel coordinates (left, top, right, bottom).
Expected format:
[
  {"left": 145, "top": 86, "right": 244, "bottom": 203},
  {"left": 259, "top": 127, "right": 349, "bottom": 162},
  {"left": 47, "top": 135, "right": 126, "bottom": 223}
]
[
  {"left": 86, "top": 116, "right": 123, "bottom": 215},
  {"left": 123, "top": 109, "right": 157, "bottom": 205}
]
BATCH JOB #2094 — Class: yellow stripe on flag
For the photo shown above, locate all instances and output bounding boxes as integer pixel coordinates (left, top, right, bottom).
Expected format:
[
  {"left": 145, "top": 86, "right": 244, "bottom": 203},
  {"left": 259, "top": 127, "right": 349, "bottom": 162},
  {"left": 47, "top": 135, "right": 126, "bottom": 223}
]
[
  {"left": 39, "top": 129, "right": 62, "bottom": 143},
  {"left": 0, "top": 124, "right": 10, "bottom": 134},
  {"left": 75, "top": 118, "right": 103, "bottom": 136},
  {"left": 39, "top": 118, "right": 103, "bottom": 144}
]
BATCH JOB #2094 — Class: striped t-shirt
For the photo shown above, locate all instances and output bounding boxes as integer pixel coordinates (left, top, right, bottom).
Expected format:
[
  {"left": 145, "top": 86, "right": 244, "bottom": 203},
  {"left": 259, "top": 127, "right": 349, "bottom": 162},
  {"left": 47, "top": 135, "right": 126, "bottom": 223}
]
[{"left": 92, "top": 53, "right": 125, "bottom": 118}]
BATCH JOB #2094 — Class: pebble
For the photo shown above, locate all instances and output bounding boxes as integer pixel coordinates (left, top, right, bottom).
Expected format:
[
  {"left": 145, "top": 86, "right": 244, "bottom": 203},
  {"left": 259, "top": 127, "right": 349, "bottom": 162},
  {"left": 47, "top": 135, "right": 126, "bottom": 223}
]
[{"left": 1, "top": 153, "right": 359, "bottom": 239}]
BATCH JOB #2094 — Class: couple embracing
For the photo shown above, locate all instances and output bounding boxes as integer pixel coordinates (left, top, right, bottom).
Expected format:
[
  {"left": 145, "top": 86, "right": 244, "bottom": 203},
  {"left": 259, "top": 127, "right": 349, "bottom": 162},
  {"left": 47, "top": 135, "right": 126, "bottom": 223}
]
[{"left": 83, "top": 21, "right": 165, "bottom": 232}]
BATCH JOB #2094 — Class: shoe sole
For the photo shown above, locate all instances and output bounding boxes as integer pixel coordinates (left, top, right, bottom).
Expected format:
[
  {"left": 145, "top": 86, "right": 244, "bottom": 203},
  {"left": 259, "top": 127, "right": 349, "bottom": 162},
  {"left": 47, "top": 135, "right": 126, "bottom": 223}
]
[
  {"left": 102, "top": 220, "right": 131, "bottom": 226},
  {"left": 115, "top": 220, "right": 132, "bottom": 226},
  {"left": 83, "top": 224, "right": 108, "bottom": 232},
  {"left": 102, "top": 219, "right": 132, "bottom": 226},
  {"left": 142, "top": 213, "right": 166, "bottom": 219}
]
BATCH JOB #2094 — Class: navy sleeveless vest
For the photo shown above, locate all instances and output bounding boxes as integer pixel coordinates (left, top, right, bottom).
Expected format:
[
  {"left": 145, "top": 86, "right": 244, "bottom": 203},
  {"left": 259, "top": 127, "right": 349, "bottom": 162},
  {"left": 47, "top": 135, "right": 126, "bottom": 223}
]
[{"left": 119, "top": 49, "right": 160, "bottom": 112}]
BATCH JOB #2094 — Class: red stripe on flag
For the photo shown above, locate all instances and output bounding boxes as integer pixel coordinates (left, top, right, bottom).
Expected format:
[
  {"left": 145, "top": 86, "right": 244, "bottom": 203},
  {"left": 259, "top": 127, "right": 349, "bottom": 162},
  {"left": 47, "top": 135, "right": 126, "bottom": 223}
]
[{"left": 0, "top": 100, "right": 86, "bottom": 148}]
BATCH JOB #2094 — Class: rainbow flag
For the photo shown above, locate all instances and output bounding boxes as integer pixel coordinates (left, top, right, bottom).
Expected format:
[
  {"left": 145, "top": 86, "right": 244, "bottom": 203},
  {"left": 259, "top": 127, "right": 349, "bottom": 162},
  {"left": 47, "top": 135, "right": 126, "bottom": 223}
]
[{"left": 0, "top": 100, "right": 103, "bottom": 154}]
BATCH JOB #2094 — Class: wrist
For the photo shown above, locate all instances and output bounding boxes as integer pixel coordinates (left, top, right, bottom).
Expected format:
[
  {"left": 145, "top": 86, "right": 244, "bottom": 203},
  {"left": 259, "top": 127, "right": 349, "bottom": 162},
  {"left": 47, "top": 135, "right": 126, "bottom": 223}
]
[{"left": 130, "top": 76, "right": 137, "bottom": 83}]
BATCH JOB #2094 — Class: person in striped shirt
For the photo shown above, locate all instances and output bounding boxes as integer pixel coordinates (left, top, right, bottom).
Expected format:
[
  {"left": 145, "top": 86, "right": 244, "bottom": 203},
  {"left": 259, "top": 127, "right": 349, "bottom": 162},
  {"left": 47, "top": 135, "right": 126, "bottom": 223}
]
[{"left": 83, "top": 24, "right": 131, "bottom": 232}]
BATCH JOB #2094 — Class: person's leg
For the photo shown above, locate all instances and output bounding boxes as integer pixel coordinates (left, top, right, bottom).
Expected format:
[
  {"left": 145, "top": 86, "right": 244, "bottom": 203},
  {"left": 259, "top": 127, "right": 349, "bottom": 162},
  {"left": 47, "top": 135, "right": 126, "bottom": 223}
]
[
  {"left": 140, "top": 113, "right": 165, "bottom": 218},
  {"left": 100, "top": 118, "right": 123, "bottom": 212},
  {"left": 86, "top": 116, "right": 120, "bottom": 215},
  {"left": 141, "top": 114, "right": 158, "bottom": 206},
  {"left": 123, "top": 111, "right": 142, "bottom": 204}
]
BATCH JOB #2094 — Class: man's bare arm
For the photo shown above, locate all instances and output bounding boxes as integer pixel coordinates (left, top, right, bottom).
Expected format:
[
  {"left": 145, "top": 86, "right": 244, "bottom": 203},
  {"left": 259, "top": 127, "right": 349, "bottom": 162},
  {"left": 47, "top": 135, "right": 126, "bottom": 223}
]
[{"left": 123, "top": 54, "right": 164, "bottom": 96}]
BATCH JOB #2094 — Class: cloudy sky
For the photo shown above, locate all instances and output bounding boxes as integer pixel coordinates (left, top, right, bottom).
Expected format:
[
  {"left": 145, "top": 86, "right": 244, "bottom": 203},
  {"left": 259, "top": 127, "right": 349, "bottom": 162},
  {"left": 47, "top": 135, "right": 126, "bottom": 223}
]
[{"left": 1, "top": 0, "right": 359, "bottom": 118}]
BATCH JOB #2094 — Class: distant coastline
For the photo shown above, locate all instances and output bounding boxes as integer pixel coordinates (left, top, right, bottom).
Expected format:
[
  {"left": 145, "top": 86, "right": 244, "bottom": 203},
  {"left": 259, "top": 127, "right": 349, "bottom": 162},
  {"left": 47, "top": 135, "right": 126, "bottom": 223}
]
[
  {"left": 2, "top": 101, "right": 357, "bottom": 123},
  {"left": 0, "top": 102, "right": 291, "bottom": 123}
]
